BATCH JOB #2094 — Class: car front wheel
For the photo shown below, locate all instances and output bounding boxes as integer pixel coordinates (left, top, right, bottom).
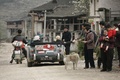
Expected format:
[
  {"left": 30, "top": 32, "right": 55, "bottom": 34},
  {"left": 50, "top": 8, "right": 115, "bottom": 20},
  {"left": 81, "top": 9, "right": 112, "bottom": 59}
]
[{"left": 59, "top": 61, "right": 64, "bottom": 65}]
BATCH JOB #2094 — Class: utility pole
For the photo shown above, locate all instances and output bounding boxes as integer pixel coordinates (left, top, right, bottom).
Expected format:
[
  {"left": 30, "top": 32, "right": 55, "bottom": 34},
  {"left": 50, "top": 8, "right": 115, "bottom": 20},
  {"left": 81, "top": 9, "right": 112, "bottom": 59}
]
[
  {"left": 29, "top": 12, "right": 37, "bottom": 38},
  {"left": 43, "top": 10, "right": 47, "bottom": 42}
]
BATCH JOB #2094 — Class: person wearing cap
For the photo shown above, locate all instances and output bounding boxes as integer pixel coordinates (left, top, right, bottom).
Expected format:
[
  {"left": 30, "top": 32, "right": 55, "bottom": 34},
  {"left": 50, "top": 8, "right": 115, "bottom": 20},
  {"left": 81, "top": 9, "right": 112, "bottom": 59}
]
[
  {"left": 82, "top": 24, "right": 95, "bottom": 69},
  {"left": 115, "top": 24, "right": 120, "bottom": 68},
  {"left": 62, "top": 27, "right": 71, "bottom": 55},
  {"left": 55, "top": 35, "right": 61, "bottom": 42},
  {"left": 10, "top": 29, "right": 27, "bottom": 63},
  {"left": 30, "top": 35, "right": 41, "bottom": 47}
]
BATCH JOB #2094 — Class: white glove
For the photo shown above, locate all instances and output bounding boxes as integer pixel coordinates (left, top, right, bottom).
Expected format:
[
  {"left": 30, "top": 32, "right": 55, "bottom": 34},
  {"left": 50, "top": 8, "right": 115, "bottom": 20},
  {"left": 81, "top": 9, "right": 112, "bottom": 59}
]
[{"left": 72, "top": 40, "right": 76, "bottom": 43}]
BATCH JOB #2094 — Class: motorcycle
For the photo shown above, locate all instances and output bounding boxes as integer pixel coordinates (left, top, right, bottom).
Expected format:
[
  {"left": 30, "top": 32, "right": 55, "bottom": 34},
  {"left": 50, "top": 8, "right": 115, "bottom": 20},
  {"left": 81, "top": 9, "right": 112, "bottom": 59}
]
[{"left": 11, "top": 41, "right": 25, "bottom": 64}]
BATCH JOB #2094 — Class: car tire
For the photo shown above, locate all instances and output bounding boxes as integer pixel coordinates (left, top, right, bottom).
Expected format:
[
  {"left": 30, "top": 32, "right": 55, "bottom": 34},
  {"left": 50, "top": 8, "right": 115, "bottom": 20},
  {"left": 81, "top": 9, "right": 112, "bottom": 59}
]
[
  {"left": 59, "top": 61, "right": 64, "bottom": 65},
  {"left": 27, "top": 61, "right": 32, "bottom": 67}
]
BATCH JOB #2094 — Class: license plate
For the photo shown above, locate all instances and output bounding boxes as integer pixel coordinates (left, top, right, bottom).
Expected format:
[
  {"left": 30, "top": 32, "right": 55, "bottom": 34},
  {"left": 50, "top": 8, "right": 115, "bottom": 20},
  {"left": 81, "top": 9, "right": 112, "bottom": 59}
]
[
  {"left": 40, "top": 57, "right": 52, "bottom": 60},
  {"left": 46, "top": 50, "right": 54, "bottom": 52},
  {"left": 14, "top": 50, "right": 21, "bottom": 59},
  {"left": 38, "top": 51, "right": 45, "bottom": 54},
  {"left": 14, "top": 50, "right": 21, "bottom": 55}
]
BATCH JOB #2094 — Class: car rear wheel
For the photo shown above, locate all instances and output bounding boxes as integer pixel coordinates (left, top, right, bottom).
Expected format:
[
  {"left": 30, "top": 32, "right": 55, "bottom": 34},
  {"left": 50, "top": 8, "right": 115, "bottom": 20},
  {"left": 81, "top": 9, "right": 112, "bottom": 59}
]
[
  {"left": 59, "top": 61, "right": 64, "bottom": 65},
  {"left": 27, "top": 61, "right": 33, "bottom": 67}
]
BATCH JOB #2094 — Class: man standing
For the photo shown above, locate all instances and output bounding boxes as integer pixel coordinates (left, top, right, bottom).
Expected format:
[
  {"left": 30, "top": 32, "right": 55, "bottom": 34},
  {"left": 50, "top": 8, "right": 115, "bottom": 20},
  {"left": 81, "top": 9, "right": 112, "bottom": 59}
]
[
  {"left": 62, "top": 27, "right": 71, "bottom": 55},
  {"left": 97, "top": 21, "right": 106, "bottom": 68},
  {"left": 115, "top": 24, "right": 120, "bottom": 68},
  {"left": 82, "top": 24, "right": 95, "bottom": 69}
]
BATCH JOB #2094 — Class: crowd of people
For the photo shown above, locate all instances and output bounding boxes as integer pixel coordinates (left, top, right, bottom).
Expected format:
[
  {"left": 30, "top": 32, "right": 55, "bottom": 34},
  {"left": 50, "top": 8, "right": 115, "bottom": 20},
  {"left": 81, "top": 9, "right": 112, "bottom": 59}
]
[
  {"left": 60, "top": 21, "right": 120, "bottom": 72},
  {"left": 10, "top": 21, "right": 120, "bottom": 72},
  {"left": 81, "top": 21, "right": 120, "bottom": 72}
]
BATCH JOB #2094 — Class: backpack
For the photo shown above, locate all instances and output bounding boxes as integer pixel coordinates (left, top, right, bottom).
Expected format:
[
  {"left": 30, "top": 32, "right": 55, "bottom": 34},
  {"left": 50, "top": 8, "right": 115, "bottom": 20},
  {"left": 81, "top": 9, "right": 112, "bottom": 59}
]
[{"left": 90, "top": 30, "right": 98, "bottom": 43}]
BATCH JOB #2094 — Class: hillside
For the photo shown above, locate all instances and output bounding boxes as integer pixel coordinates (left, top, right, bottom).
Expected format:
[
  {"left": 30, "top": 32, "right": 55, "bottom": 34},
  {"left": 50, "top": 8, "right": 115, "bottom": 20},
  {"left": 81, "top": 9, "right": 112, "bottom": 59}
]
[{"left": 0, "top": 0, "right": 51, "bottom": 20}]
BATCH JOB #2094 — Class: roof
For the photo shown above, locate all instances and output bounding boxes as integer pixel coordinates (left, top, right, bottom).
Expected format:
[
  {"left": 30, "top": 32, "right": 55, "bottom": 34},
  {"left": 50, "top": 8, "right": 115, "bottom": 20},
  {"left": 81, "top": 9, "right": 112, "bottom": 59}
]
[
  {"left": 32, "top": 0, "right": 73, "bottom": 12},
  {"left": 47, "top": 5, "right": 87, "bottom": 18},
  {"left": 6, "top": 11, "right": 30, "bottom": 22},
  {"left": 98, "top": 7, "right": 109, "bottom": 12},
  {"left": 31, "top": 0, "right": 88, "bottom": 18}
]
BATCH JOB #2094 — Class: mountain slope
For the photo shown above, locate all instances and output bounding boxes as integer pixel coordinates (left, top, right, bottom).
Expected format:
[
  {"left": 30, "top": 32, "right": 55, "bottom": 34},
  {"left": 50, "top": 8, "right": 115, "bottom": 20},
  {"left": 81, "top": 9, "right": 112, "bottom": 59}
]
[
  {"left": 0, "top": 0, "right": 51, "bottom": 20},
  {"left": 0, "top": 0, "right": 51, "bottom": 40}
]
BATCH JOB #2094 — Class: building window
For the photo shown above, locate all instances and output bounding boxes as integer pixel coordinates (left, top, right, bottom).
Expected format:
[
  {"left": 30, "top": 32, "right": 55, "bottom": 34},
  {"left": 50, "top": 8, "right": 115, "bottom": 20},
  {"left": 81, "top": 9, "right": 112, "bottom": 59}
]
[
  {"left": 7, "top": 22, "right": 14, "bottom": 25},
  {"left": 16, "top": 21, "right": 22, "bottom": 25},
  {"left": 80, "top": 20, "right": 83, "bottom": 23},
  {"left": 51, "top": 20, "right": 54, "bottom": 29},
  {"left": 74, "top": 25, "right": 78, "bottom": 31},
  {"left": 72, "top": 33, "right": 75, "bottom": 40}
]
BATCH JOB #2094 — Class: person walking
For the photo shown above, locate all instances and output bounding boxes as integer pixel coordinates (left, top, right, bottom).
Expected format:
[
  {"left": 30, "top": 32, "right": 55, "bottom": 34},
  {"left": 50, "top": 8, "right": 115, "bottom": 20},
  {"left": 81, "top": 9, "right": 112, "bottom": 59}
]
[
  {"left": 62, "top": 27, "right": 71, "bottom": 55},
  {"left": 82, "top": 24, "right": 95, "bottom": 69}
]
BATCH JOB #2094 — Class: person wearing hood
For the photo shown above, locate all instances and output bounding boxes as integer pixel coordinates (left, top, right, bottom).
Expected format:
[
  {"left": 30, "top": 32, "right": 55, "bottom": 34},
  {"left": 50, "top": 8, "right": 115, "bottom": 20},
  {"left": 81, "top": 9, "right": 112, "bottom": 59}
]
[{"left": 30, "top": 35, "right": 41, "bottom": 47}]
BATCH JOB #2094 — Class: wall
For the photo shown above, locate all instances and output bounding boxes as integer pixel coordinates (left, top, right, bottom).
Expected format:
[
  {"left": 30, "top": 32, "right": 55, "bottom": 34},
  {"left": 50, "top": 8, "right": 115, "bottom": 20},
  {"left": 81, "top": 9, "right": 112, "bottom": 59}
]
[{"left": 90, "top": 0, "right": 120, "bottom": 34}]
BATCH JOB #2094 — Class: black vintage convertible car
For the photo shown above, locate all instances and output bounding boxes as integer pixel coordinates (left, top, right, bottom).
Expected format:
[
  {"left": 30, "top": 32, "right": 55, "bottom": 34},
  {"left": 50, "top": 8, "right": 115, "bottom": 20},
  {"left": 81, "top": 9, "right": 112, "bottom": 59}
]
[{"left": 27, "top": 42, "right": 65, "bottom": 67}]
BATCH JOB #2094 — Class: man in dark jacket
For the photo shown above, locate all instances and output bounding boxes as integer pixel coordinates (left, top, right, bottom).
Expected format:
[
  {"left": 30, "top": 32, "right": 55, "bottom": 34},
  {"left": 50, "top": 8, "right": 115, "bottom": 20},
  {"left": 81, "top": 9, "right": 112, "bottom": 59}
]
[
  {"left": 10, "top": 29, "right": 27, "bottom": 63},
  {"left": 97, "top": 21, "right": 106, "bottom": 68},
  {"left": 115, "top": 24, "right": 120, "bottom": 67},
  {"left": 62, "top": 27, "right": 71, "bottom": 55}
]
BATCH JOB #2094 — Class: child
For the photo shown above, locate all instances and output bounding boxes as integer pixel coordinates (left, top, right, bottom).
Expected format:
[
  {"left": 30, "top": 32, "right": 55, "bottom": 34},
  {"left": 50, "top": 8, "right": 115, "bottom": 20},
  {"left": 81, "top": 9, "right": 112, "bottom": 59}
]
[{"left": 106, "top": 24, "right": 116, "bottom": 39}]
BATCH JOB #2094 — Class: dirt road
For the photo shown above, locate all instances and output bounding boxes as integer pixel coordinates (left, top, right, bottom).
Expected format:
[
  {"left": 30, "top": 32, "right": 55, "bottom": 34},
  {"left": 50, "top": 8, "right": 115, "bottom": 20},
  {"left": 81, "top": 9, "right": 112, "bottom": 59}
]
[{"left": 0, "top": 43, "right": 120, "bottom": 80}]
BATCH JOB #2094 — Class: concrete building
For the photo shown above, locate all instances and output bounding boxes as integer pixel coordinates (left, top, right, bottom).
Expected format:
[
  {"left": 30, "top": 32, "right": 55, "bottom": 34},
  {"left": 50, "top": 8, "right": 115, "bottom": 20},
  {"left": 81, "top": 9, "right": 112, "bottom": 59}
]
[
  {"left": 6, "top": 13, "right": 32, "bottom": 39},
  {"left": 89, "top": 0, "right": 120, "bottom": 34}
]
